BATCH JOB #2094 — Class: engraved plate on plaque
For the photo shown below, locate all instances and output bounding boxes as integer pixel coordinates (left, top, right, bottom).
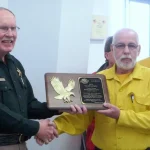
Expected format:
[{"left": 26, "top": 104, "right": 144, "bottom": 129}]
[{"left": 79, "top": 77, "right": 105, "bottom": 104}]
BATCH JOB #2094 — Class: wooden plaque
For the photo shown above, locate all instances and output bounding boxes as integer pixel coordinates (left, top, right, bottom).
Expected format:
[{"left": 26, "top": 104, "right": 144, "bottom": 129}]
[{"left": 45, "top": 73, "right": 110, "bottom": 110}]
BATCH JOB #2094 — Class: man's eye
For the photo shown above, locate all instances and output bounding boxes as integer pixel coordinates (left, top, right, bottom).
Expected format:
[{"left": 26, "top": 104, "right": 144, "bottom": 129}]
[
  {"left": 0, "top": 27, "right": 8, "bottom": 30},
  {"left": 116, "top": 44, "right": 125, "bottom": 48},
  {"left": 11, "top": 27, "right": 16, "bottom": 31},
  {"left": 128, "top": 44, "right": 137, "bottom": 49}
]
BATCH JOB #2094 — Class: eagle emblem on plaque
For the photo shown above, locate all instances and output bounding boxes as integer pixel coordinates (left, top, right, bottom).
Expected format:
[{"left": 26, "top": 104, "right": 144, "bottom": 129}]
[{"left": 50, "top": 77, "right": 75, "bottom": 103}]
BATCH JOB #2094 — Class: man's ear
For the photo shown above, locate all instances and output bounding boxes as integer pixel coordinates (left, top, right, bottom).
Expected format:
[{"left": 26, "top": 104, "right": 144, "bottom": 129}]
[
  {"left": 137, "top": 45, "right": 141, "bottom": 56},
  {"left": 105, "top": 52, "right": 109, "bottom": 60}
]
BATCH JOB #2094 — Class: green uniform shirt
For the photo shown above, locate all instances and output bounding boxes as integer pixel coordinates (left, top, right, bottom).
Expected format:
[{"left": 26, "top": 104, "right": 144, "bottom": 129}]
[{"left": 0, "top": 54, "right": 59, "bottom": 136}]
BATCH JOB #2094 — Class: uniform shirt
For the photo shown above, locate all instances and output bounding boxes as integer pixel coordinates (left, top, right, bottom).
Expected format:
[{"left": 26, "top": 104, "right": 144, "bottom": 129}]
[
  {"left": 54, "top": 63, "right": 150, "bottom": 150},
  {"left": 0, "top": 54, "right": 59, "bottom": 136}
]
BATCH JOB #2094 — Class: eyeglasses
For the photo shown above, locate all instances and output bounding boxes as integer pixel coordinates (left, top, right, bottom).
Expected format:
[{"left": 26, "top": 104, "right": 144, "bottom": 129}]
[
  {"left": 0, "top": 26, "right": 20, "bottom": 33},
  {"left": 113, "top": 43, "right": 139, "bottom": 51}
]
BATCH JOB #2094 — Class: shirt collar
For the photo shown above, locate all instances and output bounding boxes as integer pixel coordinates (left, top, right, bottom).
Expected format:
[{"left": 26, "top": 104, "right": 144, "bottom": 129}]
[
  {"left": 5, "top": 53, "right": 13, "bottom": 60},
  {"left": 0, "top": 53, "right": 15, "bottom": 65},
  {"left": 105, "top": 63, "right": 144, "bottom": 80}
]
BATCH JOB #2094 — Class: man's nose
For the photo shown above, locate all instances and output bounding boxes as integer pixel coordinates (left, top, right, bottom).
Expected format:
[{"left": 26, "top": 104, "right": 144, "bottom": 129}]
[
  {"left": 123, "top": 45, "right": 130, "bottom": 54},
  {"left": 5, "top": 28, "right": 13, "bottom": 36}
]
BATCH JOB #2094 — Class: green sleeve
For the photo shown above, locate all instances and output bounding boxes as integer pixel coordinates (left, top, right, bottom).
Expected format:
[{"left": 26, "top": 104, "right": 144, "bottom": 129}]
[{"left": 0, "top": 102, "right": 39, "bottom": 136}]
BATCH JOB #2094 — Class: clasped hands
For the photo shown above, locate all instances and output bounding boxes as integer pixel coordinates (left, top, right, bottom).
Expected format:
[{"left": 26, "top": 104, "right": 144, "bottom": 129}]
[
  {"left": 35, "top": 119, "right": 57, "bottom": 146},
  {"left": 34, "top": 104, "right": 87, "bottom": 145}
]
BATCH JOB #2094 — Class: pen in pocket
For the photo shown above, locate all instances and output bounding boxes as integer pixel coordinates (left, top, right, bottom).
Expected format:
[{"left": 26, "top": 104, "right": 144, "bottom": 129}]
[{"left": 130, "top": 92, "right": 134, "bottom": 103}]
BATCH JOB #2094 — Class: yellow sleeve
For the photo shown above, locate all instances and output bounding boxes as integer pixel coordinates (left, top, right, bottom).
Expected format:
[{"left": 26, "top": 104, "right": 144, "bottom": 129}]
[
  {"left": 54, "top": 111, "right": 94, "bottom": 135},
  {"left": 118, "top": 110, "right": 150, "bottom": 134},
  {"left": 138, "top": 58, "right": 150, "bottom": 68}
]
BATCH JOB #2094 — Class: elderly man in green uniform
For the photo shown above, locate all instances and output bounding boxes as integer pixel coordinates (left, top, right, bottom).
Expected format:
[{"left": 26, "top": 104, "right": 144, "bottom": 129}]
[
  {"left": 0, "top": 7, "right": 64, "bottom": 150},
  {"left": 45, "top": 28, "right": 150, "bottom": 150}
]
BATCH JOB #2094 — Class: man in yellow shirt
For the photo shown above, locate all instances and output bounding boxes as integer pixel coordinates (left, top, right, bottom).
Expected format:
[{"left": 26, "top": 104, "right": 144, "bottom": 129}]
[{"left": 43, "top": 28, "right": 150, "bottom": 150}]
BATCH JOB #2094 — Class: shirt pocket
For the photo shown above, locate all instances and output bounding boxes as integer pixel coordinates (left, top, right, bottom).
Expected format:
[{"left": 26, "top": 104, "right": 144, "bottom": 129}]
[
  {"left": 0, "top": 81, "right": 13, "bottom": 103},
  {"left": 0, "top": 81, "right": 13, "bottom": 91},
  {"left": 133, "top": 94, "right": 150, "bottom": 112}
]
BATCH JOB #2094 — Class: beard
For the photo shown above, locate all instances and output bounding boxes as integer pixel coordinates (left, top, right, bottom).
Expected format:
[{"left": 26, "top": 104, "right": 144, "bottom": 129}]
[{"left": 115, "top": 55, "right": 136, "bottom": 70}]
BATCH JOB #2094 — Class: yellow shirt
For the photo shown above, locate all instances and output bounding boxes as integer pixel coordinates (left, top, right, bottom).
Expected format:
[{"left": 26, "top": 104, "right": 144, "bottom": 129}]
[
  {"left": 116, "top": 72, "right": 131, "bottom": 84},
  {"left": 138, "top": 57, "right": 150, "bottom": 68},
  {"left": 54, "top": 64, "right": 150, "bottom": 150}
]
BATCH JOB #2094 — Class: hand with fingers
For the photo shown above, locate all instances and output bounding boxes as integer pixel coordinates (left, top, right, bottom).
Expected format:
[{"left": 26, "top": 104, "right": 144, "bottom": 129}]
[
  {"left": 70, "top": 104, "right": 88, "bottom": 114},
  {"left": 97, "top": 103, "right": 120, "bottom": 119},
  {"left": 59, "top": 104, "right": 88, "bottom": 114},
  {"left": 35, "top": 119, "right": 58, "bottom": 145}
]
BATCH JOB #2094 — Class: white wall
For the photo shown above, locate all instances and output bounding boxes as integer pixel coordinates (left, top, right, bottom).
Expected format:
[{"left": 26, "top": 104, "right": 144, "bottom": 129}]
[
  {"left": 126, "top": 1, "right": 150, "bottom": 61},
  {"left": 0, "top": 0, "right": 8, "bottom": 8},
  {"left": 57, "top": 0, "right": 93, "bottom": 73},
  {"left": 87, "top": 0, "right": 126, "bottom": 73}
]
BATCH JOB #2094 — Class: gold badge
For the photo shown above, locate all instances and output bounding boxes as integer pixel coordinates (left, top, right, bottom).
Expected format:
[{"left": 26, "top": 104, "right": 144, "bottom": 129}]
[
  {"left": 50, "top": 77, "right": 75, "bottom": 103},
  {"left": 17, "top": 68, "right": 22, "bottom": 77},
  {"left": 17, "top": 68, "right": 24, "bottom": 85}
]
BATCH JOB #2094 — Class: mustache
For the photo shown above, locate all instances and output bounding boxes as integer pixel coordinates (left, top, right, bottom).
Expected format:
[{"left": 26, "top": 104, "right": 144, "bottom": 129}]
[{"left": 120, "top": 55, "right": 132, "bottom": 59}]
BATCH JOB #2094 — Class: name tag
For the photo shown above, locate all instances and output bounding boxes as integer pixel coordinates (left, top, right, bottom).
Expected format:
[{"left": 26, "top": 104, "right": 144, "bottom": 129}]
[{"left": 0, "top": 78, "right": 6, "bottom": 81}]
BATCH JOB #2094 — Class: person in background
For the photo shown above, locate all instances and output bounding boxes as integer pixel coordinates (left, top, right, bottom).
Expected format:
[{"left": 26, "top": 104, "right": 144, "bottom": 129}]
[
  {"left": 96, "top": 36, "right": 115, "bottom": 72},
  {"left": 48, "top": 28, "right": 150, "bottom": 150},
  {"left": 85, "top": 36, "right": 115, "bottom": 150},
  {"left": 138, "top": 57, "right": 150, "bottom": 68}
]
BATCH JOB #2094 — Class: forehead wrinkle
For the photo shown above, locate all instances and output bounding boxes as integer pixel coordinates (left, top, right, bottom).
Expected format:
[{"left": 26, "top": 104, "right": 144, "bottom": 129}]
[{"left": 0, "top": 11, "right": 16, "bottom": 26}]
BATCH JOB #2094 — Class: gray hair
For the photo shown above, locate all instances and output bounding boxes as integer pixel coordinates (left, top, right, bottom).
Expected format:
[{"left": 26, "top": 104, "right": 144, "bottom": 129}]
[{"left": 112, "top": 28, "right": 139, "bottom": 44}]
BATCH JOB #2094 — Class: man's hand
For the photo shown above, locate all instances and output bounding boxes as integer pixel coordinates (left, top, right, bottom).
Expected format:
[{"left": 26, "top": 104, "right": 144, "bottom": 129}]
[
  {"left": 59, "top": 104, "right": 87, "bottom": 114},
  {"left": 70, "top": 104, "right": 87, "bottom": 114},
  {"left": 97, "top": 103, "right": 120, "bottom": 119},
  {"left": 34, "top": 136, "right": 44, "bottom": 146},
  {"left": 35, "top": 119, "right": 58, "bottom": 145}
]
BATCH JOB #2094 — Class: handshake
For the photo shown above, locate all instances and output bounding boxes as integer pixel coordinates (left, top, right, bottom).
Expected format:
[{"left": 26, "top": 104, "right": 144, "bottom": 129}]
[
  {"left": 34, "top": 104, "right": 88, "bottom": 145},
  {"left": 35, "top": 119, "right": 58, "bottom": 145}
]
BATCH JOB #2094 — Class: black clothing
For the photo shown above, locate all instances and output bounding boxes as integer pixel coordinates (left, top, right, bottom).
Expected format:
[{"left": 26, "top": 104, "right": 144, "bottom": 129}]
[
  {"left": 96, "top": 61, "right": 109, "bottom": 72},
  {"left": 0, "top": 134, "right": 29, "bottom": 146},
  {"left": 95, "top": 147, "right": 101, "bottom": 150},
  {"left": 0, "top": 54, "right": 59, "bottom": 137}
]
